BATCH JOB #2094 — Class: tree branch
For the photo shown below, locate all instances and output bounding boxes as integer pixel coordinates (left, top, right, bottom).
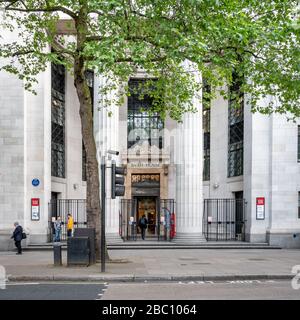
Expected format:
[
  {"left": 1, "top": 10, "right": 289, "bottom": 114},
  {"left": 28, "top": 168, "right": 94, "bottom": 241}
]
[
  {"left": 114, "top": 55, "right": 167, "bottom": 63},
  {"left": 86, "top": 34, "right": 164, "bottom": 49},
  {"left": 1, "top": 0, "right": 77, "bottom": 19},
  {"left": 87, "top": 10, "right": 104, "bottom": 16},
  {"left": 9, "top": 44, "right": 74, "bottom": 59},
  {"left": 243, "top": 49, "right": 267, "bottom": 61},
  {"left": 124, "top": 0, "right": 178, "bottom": 21},
  {"left": 86, "top": 35, "right": 104, "bottom": 42},
  {"left": 11, "top": 49, "right": 36, "bottom": 57}
]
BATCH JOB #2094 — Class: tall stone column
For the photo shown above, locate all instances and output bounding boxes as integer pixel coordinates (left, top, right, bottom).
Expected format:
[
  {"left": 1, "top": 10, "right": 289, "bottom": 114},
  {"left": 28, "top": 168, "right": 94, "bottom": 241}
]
[
  {"left": 173, "top": 62, "right": 206, "bottom": 244},
  {"left": 94, "top": 75, "right": 122, "bottom": 243}
]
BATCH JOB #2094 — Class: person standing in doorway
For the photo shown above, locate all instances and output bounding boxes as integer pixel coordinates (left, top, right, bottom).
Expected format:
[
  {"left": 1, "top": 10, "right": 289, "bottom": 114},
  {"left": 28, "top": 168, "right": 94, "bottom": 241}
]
[
  {"left": 67, "top": 213, "right": 74, "bottom": 238},
  {"left": 54, "top": 217, "right": 62, "bottom": 242},
  {"left": 138, "top": 214, "right": 148, "bottom": 240},
  {"left": 11, "top": 222, "right": 23, "bottom": 255}
]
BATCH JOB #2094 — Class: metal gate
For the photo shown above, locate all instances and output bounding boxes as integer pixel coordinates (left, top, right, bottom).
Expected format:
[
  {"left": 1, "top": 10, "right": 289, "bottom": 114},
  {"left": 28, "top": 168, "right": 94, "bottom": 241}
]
[
  {"left": 120, "top": 199, "right": 175, "bottom": 241},
  {"left": 48, "top": 199, "right": 87, "bottom": 241},
  {"left": 203, "top": 199, "right": 246, "bottom": 241}
]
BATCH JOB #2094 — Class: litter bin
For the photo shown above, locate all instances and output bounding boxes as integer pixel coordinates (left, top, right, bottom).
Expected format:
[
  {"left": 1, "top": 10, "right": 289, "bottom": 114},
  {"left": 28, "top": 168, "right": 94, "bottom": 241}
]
[
  {"left": 67, "top": 236, "right": 90, "bottom": 266},
  {"left": 74, "top": 228, "right": 96, "bottom": 265},
  {"left": 53, "top": 242, "right": 62, "bottom": 266}
]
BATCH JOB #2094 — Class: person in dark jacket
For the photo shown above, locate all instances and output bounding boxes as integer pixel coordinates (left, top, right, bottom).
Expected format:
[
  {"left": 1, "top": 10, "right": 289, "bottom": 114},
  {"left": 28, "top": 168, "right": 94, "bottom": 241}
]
[
  {"left": 11, "top": 222, "right": 23, "bottom": 255},
  {"left": 138, "top": 215, "right": 148, "bottom": 240}
]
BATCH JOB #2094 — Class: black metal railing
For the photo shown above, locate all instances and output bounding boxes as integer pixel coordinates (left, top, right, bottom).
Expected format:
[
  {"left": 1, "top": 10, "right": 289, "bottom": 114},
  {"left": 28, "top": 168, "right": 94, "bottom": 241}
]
[
  {"left": 203, "top": 199, "right": 246, "bottom": 241},
  {"left": 49, "top": 198, "right": 245, "bottom": 242},
  {"left": 48, "top": 199, "right": 87, "bottom": 241}
]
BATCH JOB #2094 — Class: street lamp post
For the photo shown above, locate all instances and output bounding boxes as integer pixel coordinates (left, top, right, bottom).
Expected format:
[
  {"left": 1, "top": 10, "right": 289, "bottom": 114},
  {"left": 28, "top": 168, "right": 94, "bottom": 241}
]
[
  {"left": 101, "top": 156, "right": 106, "bottom": 273},
  {"left": 100, "top": 150, "right": 121, "bottom": 273}
]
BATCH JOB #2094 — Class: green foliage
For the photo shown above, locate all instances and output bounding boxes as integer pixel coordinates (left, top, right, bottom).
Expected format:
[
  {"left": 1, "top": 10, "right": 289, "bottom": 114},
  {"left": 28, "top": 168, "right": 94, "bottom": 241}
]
[{"left": 0, "top": 0, "right": 299, "bottom": 119}]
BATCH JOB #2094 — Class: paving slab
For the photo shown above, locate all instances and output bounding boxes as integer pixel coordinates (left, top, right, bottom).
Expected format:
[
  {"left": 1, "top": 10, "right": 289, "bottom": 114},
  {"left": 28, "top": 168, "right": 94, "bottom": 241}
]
[{"left": 0, "top": 248, "right": 299, "bottom": 282}]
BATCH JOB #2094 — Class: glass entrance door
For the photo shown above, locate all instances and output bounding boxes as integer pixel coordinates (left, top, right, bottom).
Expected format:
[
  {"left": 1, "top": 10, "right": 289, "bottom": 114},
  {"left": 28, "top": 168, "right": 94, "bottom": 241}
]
[{"left": 136, "top": 197, "right": 157, "bottom": 237}]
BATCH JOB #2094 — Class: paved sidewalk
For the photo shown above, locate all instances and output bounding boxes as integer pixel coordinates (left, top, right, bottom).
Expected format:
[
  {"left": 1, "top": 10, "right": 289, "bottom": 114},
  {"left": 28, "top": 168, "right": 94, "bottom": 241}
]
[{"left": 0, "top": 249, "right": 299, "bottom": 282}]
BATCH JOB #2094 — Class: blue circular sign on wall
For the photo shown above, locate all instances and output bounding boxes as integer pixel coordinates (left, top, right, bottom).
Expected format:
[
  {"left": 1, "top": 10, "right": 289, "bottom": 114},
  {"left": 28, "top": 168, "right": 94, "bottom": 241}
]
[{"left": 32, "top": 179, "right": 40, "bottom": 187}]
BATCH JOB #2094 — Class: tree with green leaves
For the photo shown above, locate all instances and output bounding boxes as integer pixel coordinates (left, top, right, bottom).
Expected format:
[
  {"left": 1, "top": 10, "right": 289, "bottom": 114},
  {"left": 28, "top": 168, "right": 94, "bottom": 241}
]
[{"left": 0, "top": 0, "right": 299, "bottom": 257}]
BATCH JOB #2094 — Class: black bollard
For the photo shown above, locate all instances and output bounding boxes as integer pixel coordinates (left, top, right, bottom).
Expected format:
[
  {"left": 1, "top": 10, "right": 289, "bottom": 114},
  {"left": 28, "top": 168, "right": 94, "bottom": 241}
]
[{"left": 53, "top": 242, "right": 62, "bottom": 266}]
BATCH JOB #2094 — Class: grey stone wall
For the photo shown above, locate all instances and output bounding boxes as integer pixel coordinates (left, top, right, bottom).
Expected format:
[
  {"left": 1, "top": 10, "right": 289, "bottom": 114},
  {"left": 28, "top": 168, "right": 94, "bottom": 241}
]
[{"left": 0, "top": 70, "right": 25, "bottom": 235}]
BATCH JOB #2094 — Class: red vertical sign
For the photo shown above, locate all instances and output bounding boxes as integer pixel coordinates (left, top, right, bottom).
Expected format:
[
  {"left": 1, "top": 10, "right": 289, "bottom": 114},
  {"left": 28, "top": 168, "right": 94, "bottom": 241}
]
[
  {"left": 31, "top": 198, "right": 40, "bottom": 221},
  {"left": 256, "top": 197, "right": 265, "bottom": 220}
]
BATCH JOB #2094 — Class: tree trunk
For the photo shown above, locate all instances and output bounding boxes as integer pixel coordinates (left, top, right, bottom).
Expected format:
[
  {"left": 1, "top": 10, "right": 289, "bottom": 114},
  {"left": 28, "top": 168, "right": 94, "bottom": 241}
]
[
  {"left": 73, "top": 6, "right": 109, "bottom": 262},
  {"left": 73, "top": 56, "right": 102, "bottom": 260}
]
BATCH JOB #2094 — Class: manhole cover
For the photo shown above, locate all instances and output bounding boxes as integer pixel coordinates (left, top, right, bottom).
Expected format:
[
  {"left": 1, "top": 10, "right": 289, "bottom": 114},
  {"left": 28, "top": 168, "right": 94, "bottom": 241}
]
[
  {"left": 193, "top": 262, "right": 211, "bottom": 265},
  {"left": 179, "top": 258, "right": 198, "bottom": 261},
  {"left": 248, "top": 258, "right": 268, "bottom": 261}
]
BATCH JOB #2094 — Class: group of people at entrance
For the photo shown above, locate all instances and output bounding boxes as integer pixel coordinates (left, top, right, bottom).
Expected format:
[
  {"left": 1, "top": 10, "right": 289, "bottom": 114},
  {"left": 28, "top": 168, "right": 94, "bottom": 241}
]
[
  {"left": 58, "top": 214, "right": 149, "bottom": 241},
  {"left": 53, "top": 213, "right": 74, "bottom": 242}
]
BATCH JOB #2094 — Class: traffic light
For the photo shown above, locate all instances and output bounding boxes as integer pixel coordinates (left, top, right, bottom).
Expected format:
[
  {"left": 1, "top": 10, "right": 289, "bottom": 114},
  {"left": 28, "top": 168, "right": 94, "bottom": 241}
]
[{"left": 111, "top": 160, "right": 125, "bottom": 199}]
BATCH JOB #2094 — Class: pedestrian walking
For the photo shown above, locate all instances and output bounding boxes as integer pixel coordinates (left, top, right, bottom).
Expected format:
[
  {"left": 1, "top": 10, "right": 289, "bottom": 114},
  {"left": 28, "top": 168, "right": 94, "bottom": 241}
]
[
  {"left": 11, "top": 222, "right": 24, "bottom": 255},
  {"left": 138, "top": 214, "right": 148, "bottom": 240},
  {"left": 67, "top": 213, "right": 74, "bottom": 238},
  {"left": 54, "top": 217, "right": 62, "bottom": 242}
]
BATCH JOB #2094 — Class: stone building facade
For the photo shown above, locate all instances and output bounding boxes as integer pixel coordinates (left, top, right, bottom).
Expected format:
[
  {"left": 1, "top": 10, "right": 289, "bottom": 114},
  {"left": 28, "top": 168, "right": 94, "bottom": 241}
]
[{"left": 1, "top": 31, "right": 300, "bottom": 250}]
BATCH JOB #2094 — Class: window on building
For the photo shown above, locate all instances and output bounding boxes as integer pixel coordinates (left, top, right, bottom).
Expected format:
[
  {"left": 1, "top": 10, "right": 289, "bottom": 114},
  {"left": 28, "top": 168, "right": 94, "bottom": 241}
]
[
  {"left": 203, "top": 80, "right": 211, "bottom": 181},
  {"left": 127, "top": 79, "right": 164, "bottom": 149},
  {"left": 228, "top": 72, "right": 244, "bottom": 177},
  {"left": 51, "top": 62, "right": 65, "bottom": 178},
  {"left": 298, "top": 126, "right": 300, "bottom": 162},
  {"left": 82, "top": 70, "right": 94, "bottom": 181},
  {"left": 298, "top": 192, "right": 300, "bottom": 219}
]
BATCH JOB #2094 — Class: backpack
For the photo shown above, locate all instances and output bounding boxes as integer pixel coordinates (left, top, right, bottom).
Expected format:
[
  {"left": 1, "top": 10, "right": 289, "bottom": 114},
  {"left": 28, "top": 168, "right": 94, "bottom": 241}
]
[{"left": 139, "top": 217, "right": 147, "bottom": 228}]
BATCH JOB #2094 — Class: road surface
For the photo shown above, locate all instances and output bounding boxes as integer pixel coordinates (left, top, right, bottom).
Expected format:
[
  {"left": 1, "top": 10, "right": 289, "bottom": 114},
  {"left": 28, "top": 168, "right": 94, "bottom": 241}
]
[{"left": 0, "top": 280, "right": 299, "bottom": 300}]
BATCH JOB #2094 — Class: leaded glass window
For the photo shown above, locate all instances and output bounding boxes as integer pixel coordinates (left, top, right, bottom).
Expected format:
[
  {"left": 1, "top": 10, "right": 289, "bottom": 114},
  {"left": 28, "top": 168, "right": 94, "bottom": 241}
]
[
  {"left": 51, "top": 63, "right": 65, "bottom": 178},
  {"left": 228, "top": 72, "right": 244, "bottom": 177},
  {"left": 127, "top": 79, "right": 164, "bottom": 149},
  {"left": 203, "top": 80, "right": 211, "bottom": 181}
]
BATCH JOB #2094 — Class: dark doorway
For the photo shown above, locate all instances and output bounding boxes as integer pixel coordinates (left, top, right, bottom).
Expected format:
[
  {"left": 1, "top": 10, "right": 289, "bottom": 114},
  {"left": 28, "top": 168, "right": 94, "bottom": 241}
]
[
  {"left": 136, "top": 197, "right": 158, "bottom": 237},
  {"left": 50, "top": 192, "right": 59, "bottom": 237},
  {"left": 234, "top": 191, "right": 244, "bottom": 239},
  {"left": 234, "top": 191, "right": 243, "bottom": 199}
]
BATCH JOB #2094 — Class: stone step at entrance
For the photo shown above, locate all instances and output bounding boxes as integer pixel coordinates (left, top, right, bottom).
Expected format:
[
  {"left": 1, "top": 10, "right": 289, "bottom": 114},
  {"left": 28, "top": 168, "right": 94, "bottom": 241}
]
[
  {"left": 105, "top": 233, "right": 124, "bottom": 245},
  {"left": 25, "top": 232, "right": 281, "bottom": 251},
  {"left": 108, "top": 241, "right": 281, "bottom": 250},
  {"left": 172, "top": 233, "right": 207, "bottom": 244}
]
